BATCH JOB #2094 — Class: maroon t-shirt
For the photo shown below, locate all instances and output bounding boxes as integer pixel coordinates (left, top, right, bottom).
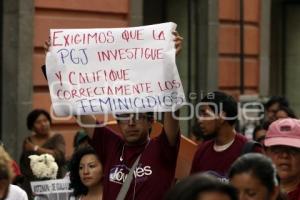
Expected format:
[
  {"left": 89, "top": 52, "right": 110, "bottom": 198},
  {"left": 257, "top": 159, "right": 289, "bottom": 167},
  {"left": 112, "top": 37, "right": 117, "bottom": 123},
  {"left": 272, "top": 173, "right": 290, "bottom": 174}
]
[
  {"left": 89, "top": 125, "right": 180, "bottom": 200},
  {"left": 190, "top": 134, "right": 261, "bottom": 182},
  {"left": 288, "top": 184, "right": 300, "bottom": 200}
]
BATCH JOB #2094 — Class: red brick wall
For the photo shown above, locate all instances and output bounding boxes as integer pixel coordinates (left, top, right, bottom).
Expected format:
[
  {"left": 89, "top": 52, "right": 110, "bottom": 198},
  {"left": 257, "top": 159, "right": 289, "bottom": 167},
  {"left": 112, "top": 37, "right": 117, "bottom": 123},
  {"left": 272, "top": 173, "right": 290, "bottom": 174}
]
[
  {"left": 33, "top": 0, "right": 130, "bottom": 158},
  {"left": 218, "top": 0, "right": 260, "bottom": 97}
]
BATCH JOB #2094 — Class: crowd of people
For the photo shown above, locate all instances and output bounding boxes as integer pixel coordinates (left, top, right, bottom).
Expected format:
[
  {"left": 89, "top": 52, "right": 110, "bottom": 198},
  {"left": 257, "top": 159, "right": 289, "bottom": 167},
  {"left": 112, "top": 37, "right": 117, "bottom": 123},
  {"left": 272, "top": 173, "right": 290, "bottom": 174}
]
[
  {"left": 1, "top": 93, "right": 299, "bottom": 200},
  {"left": 1, "top": 31, "right": 300, "bottom": 200}
]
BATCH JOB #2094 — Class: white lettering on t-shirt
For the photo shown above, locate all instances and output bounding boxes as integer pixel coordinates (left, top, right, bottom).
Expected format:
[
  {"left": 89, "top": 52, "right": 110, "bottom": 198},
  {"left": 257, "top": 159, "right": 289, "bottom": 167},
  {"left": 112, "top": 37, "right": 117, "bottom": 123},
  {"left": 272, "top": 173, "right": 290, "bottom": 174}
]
[
  {"left": 143, "top": 166, "right": 152, "bottom": 176},
  {"left": 109, "top": 164, "right": 152, "bottom": 184},
  {"left": 206, "top": 170, "right": 229, "bottom": 183}
]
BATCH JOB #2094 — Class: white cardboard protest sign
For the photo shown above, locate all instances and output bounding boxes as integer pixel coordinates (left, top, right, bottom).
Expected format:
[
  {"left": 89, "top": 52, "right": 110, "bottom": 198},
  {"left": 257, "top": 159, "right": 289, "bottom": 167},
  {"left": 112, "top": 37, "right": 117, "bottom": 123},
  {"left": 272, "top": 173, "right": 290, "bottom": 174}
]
[
  {"left": 46, "top": 22, "right": 186, "bottom": 116},
  {"left": 31, "top": 179, "right": 75, "bottom": 200}
]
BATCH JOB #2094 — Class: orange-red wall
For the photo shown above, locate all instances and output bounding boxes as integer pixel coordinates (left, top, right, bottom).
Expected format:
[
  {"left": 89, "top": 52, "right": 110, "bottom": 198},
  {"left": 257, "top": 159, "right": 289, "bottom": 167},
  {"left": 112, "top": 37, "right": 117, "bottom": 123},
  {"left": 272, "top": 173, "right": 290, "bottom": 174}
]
[
  {"left": 218, "top": 0, "right": 260, "bottom": 97},
  {"left": 33, "top": 0, "right": 130, "bottom": 158},
  {"left": 31, "top": 0, "right": 262, "bottom": 174}
]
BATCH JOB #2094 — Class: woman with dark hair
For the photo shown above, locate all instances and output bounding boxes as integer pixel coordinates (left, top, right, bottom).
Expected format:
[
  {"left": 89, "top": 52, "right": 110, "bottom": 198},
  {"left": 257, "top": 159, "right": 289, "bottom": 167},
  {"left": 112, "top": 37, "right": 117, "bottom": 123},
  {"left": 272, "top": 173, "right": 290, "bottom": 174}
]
[
  {"left": 275, "top": 106, "right": 297, "bottom": 120},
  {"left": 20, "top": 109, "right": 66, "bottom": 199},
  {"left": 165, "top": 173, "right": 238, "bottom": 200},
  {"left": 69, "top": 146, "right": 103, "bottom": 200},
  {"left": 229, "top": 153, "right": 284, "bottom": 200}
]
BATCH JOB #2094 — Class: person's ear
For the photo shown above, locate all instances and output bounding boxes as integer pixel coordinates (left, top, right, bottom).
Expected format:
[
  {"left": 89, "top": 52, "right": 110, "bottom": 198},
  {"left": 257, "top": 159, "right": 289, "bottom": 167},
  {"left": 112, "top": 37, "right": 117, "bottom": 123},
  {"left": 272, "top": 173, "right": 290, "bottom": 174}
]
[{"left": 219, "top": 111, "right": 226, "bottom": 124}]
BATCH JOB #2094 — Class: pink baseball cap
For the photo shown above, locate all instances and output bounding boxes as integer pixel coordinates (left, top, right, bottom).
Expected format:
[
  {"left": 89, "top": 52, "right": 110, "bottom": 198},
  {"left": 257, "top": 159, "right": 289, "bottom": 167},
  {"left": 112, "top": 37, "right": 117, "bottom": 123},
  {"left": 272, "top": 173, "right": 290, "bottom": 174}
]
[{"left": 264, "top": 118, "right": 300, "bottom": 148}]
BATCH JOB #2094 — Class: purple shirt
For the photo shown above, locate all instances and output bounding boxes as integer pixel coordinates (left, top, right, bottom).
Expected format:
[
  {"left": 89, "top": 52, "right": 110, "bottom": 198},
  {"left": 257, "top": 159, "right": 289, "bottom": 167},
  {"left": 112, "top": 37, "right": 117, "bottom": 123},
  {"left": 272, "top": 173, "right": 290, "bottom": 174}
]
[
  {"left": 89, "top": 125, "right": 180, "bottom": 200},
  {"left": 190, "top": 134, "right": 261, "bottom": 181}
]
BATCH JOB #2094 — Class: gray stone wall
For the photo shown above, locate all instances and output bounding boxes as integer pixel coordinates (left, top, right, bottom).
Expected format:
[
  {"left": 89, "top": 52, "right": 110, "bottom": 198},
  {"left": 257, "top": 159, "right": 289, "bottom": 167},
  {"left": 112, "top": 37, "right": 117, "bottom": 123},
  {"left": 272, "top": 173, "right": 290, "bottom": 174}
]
[{"left": 1, "top": 0, "right": 34, "bottom": 160}]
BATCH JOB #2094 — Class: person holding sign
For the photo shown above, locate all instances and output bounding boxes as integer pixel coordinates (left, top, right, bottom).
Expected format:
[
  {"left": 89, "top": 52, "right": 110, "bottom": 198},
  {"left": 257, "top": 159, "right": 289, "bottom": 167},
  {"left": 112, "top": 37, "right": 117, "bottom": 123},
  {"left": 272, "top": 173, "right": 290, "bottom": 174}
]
[
  {"left": 44, "top": 23, "right": 184, "bottom": 200},
  {"left": 69, "top": 146, "right": 103, "bottom": 200},
  {"left": 76, "top": 31, "right": 182, "bottom": 200}
]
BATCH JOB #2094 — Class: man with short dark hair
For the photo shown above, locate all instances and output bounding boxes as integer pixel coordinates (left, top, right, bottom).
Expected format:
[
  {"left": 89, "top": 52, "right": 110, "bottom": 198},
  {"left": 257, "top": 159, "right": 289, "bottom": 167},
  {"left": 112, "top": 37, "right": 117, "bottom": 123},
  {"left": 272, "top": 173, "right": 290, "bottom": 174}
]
[
  {"left": 76, "top": 33, "right": 183, "bottom": 200},
  {"left": 190, "top": 91, "right": 262, "bottom": 181},
  {"left": 79, "top": 111, "right": 180, "bottom": 200}
]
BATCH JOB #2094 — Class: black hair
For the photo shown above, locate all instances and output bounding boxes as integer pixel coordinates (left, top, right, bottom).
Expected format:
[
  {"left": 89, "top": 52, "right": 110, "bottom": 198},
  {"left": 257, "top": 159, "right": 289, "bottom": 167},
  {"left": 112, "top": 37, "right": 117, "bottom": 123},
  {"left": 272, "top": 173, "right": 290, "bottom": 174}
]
[
  {"left": 252, "top": 125, "right": 267, "bottom": 142},
  {"left": 265, "top": 96, "right": 289, "bottom": 110},
  {"left": 165, "top": 173, "right": 238, "bottom": 200},
  {"left": 200, "top": 91, "right": 238, "bottom": 125},
  {"left": 26, "top": 109, "right": 51, "bottom": 130},
  {"left": 229, "top": 153, "right": 278, "bottom": 193},
  {"left": 69, "top": 146, "right": 101, "bottom": 197},
  {"left": 276, "top": 106, "right": 297, "bottom": 119}
]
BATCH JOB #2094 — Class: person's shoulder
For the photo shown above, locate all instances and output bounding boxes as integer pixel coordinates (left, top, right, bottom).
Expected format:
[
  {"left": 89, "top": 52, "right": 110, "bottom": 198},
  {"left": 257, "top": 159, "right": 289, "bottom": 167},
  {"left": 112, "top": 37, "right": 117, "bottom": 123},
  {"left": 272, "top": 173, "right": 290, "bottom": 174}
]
[
  {"left": 235, "top": 133, "right": 263, "bottom": 154},
  {"left": 195, "top": 139, "right": 214, "bottom": 153},
  {"left": 232, "top": 134, "right": 251, "bottom": 152},
  {"left": 7, "top": 184, "right": 28, "bottom": 199},
  {"left": 9, "top": 184, "right": 26, "bottom": 193},
  {"left": 235, "top": 133, "right": 248, "bottom": 143},
  {"left": 200, "top": 139, "right": 214, "bottom": 147}
]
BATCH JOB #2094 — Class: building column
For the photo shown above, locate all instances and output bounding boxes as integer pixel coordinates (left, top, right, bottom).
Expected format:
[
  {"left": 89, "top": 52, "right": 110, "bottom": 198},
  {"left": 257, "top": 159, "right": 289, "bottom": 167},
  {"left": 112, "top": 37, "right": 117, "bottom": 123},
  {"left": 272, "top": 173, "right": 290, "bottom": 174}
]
[
  {"left": 129, "top": 0, "right": 143, "bottom": 26},
  {"left": 260, "top": 0, "right": 271, "bottom": 96},
  {"left": 1, "top": 0, "right": 34, "bottom": 159},
  {"left": 197, "top": 0, "right": 219, "bottom": 93}
]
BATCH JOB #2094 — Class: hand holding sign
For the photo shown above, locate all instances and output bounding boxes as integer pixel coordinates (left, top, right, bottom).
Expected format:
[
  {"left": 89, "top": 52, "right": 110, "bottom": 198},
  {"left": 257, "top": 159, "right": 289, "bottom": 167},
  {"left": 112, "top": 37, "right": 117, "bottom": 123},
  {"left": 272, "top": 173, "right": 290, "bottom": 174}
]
[
  {"left": 46, "top": 22, "right": 186, "bottom": 116},
  {"left": 173, "top": 31, "right": 183, "bottom": 55}
]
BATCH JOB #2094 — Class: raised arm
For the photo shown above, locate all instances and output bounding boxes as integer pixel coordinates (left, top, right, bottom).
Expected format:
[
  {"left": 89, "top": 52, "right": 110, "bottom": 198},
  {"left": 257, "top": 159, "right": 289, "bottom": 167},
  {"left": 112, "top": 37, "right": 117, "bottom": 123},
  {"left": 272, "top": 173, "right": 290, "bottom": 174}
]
[
  {"left": 75, "top": 115, "right": 97, "bottom": 139},
  {"left": 164, "top": 31, "right": 183, "bottom": 145},
  {"left": 173, "top": 31, "right": 183, "bottom": 55},
  {"left": 164, "top": 111, "right": 180, "bottom": 146}
]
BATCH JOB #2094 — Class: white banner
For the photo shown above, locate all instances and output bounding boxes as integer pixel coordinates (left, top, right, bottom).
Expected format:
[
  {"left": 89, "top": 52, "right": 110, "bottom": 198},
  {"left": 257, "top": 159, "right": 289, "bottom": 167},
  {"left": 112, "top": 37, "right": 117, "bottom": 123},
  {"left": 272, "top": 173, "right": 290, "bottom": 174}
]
[
  {"left": 46, "top": 22, "right": 186, "bottom": 116},
  {"left": 31, "top": 179, "right": 75, "bottom": 200}
]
